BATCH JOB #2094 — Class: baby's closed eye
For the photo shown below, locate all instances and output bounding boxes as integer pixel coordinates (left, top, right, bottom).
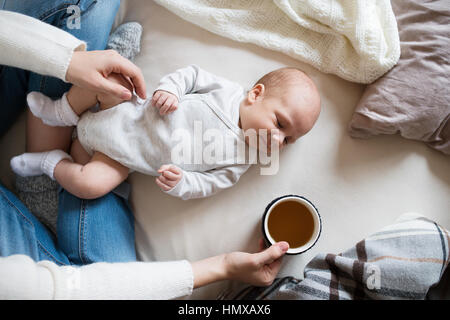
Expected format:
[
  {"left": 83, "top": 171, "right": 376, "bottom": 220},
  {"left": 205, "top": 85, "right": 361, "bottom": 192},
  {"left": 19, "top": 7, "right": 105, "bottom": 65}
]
[{"left": 276, "top": 117, "right": 283, "bottom": 129}]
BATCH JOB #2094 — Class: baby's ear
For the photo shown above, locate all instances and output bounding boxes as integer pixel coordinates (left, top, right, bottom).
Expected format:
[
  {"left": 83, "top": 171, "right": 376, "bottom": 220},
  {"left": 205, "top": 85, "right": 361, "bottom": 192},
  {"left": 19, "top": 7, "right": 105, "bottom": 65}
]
[{"left": 247, "top": 84, "right": 265, "bottom": 104}]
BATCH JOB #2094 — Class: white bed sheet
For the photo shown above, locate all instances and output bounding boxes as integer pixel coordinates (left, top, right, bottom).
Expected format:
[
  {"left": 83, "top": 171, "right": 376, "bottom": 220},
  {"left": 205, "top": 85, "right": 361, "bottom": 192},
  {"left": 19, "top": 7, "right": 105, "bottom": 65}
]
[
  {"left": 0, "top": 0, "right": 448, "bottom": 300},
  {"left": 117, "top": 0, "right": 450, "bottom": 299}
]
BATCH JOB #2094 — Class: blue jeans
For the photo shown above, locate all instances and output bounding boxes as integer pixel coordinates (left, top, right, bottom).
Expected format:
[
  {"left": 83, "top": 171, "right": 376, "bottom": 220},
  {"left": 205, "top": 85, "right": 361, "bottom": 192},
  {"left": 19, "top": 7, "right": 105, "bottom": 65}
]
[
  {"left": 0, "top": 0, "right": 137, "bottom": 264},
  {"left": 0, "top": 184, "right": 136, "bottom": 265}
]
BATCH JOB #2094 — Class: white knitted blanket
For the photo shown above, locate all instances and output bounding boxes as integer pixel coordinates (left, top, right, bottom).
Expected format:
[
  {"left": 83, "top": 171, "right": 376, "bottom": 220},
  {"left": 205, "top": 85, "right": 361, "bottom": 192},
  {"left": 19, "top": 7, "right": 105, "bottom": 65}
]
[{"left": 153, "top": 0, "right": 400, "bottom": 84}]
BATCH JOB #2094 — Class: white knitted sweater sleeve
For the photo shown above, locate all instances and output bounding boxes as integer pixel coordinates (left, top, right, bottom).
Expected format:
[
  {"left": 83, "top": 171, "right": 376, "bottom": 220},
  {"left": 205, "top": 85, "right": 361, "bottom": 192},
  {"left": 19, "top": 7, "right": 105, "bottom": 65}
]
[
  {"left": 0, "top": 11, "right": 86, "bottom": 81},
  {"left": 0, "top": 255, "right": 194, "bottom": 300}
]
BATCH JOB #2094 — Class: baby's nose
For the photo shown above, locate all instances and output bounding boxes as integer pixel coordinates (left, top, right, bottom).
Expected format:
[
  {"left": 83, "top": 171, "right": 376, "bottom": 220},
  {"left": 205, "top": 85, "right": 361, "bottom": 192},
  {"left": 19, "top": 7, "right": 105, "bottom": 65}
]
[{"left": 271, "top": 132, "right": 285, "bottom": 149}]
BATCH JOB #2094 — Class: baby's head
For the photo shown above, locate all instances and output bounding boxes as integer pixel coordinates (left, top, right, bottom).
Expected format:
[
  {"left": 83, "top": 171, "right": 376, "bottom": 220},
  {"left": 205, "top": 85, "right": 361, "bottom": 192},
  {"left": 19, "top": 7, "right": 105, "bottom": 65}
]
[{"left": 239, "top": 67, "right": 321, "bottom": 151}]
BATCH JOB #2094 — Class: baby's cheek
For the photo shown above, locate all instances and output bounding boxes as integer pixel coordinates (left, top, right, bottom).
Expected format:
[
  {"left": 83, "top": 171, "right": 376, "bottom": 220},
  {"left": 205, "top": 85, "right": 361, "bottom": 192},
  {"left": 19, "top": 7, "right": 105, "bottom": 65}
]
[{"left": 244, "top": 134, "right": 259, "bottom": 149}]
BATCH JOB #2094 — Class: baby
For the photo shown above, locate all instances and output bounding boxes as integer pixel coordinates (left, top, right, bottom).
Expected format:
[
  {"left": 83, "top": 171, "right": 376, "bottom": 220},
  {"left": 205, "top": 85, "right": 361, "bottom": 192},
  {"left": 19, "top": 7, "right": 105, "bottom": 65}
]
[{"left": 11, "top": 65, "right": 321, "bottom": 200}]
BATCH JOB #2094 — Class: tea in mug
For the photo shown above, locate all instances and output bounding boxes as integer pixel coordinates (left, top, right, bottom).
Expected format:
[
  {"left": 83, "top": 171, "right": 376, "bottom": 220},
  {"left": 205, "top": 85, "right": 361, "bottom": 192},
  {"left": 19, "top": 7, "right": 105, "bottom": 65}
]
[{"left": 267, "top": 200, "right": 315, "bottom": 248}]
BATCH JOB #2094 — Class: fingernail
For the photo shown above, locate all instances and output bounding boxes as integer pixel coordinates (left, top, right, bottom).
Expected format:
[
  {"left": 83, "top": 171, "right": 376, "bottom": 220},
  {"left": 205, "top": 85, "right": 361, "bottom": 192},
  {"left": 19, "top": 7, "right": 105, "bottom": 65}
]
[
  {"left": 277, "top": 242, "right": 289, "bottom": 252},
  {"left": 122, "top": 90, "right": 131, "bottom": 99}
]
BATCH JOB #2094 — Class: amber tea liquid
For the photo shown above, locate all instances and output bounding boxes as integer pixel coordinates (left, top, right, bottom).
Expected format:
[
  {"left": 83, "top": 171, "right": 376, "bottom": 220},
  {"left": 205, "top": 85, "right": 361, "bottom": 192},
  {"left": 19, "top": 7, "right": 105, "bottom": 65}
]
[{"left": 267, "top": 200, "right": 315, "bottom": 248}]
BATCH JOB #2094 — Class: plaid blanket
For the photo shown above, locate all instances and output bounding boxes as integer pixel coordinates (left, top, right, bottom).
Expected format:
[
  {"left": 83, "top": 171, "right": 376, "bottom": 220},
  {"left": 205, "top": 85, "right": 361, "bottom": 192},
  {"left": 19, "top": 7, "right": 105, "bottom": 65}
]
[{"left": 222, "top": 213, "right": 450, "bottom": 300}]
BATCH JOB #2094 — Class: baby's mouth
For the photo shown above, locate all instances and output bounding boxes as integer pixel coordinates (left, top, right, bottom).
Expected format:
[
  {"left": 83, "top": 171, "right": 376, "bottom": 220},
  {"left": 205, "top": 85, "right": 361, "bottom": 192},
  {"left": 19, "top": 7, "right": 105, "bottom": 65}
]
[{"left": 259, "top": 131, "right": 279, "bottom": 155}]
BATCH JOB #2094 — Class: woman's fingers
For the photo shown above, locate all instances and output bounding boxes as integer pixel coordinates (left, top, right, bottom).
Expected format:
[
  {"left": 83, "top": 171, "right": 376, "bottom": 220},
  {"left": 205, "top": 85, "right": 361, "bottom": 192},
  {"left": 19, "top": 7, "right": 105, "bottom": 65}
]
[
  {"left": 254, "top": 242, "right": 289, "bottom": 266},
  {"left": 265, "top": 258, "right": 283, "bottom": 279},
  {"left": 66, "top": 51, "right": 147, "bottom": 100},
  {"left": 107, "top": 51, "right": 147, "bottom": 99},
  {"left": 95, "top": 73, "right": 133, "bottom": 100},
  {"left": 258, "top": 238, "right": 266, "bottom": 252}
]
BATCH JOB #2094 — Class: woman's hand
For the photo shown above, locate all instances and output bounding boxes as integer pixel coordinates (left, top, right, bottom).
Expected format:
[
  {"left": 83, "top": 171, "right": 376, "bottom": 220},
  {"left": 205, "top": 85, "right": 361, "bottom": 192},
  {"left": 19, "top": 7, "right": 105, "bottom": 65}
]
[
  {"left": 191, "top": 241, "right": 289, "bottom": 289},
  {"left": 66, "top": 50, "right": 147, "bottom": 101},
  {"left": 224, "top": 241, "right": 289, "bottom": 286}
]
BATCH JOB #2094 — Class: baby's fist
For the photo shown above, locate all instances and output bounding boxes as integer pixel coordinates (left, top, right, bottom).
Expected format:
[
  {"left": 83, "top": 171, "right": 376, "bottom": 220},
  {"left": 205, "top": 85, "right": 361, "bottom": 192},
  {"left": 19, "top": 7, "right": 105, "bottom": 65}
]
[
  {"left": 156, "top": 164, "right": 183, "bottom": 191},
  {"left": 152, "top": 90, "right": 178, "bottom": 115}
]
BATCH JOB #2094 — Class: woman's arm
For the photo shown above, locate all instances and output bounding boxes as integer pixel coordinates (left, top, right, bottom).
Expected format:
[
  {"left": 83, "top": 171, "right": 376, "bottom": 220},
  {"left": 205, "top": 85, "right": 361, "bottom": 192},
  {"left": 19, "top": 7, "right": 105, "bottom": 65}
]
[
  {"left": 0, "top": 11, "right": 146, "bottom": 100},
  {"left": 0, "top": 242, "right": 288, "bottom": 299},
  {"left": 0, "top": 11, "right": 85, "bottom": 82},
  {"left": 0, "top": 255, "right": 193, "bottom": 300}
]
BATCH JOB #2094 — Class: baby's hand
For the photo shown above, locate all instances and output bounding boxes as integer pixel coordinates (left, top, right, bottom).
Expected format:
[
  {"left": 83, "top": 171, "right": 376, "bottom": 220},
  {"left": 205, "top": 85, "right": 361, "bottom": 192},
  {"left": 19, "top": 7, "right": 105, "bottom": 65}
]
[
  {"left": 156, "top": 164, "right": 183, "bottom": 191},
  {"left": 152, "top": 90, "right": 179, "bottom": 115}
]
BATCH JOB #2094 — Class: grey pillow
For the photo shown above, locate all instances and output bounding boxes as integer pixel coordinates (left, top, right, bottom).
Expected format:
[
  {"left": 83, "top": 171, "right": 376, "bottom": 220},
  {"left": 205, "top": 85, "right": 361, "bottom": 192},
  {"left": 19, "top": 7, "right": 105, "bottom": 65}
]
[{"left": 348, "top": 0, "right": 450, "bottom": 155}]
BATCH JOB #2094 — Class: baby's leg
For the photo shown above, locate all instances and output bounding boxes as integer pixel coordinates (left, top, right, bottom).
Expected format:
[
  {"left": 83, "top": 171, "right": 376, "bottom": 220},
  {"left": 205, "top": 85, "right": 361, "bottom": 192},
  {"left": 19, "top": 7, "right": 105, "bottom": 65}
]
[
  {"left": 54, "top": 151, "right": 129, "bottom": 200},
  {"left": 65, "top": 85, "right": 99, "bottom": 116},
  {"left": 12, "top": 137, "right": 128, "bottom": 199},
  {"left": 64, "top": 73, "right": 133, "bottom": 114},
  {"left": 70, "top": 138, "right": 92, "bottom": 166},
  {"left": 26, "top": 85, "right": 95, "bottom": 127},
  {"left": 27, "top": 73, "right": 133, "bottom": 127},
  {"left": 25, "top": 86, "right": 98, "bottom": 151},
  {"left": 26, "top": 109, "right": 73, "bottom": 153}
]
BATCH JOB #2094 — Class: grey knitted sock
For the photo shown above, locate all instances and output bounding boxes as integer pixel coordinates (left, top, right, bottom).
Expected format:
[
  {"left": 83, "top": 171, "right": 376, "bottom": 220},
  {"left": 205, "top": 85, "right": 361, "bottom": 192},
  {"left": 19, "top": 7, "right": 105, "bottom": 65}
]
[
  {"left": 15, "top": 174, "right": 59, "bottom": 235},
  {"left": 106, "top": 22, "right": 143, "bottom": 61},
  {"left": 14, "top": 23, "right": 143, "bottom": 235}
]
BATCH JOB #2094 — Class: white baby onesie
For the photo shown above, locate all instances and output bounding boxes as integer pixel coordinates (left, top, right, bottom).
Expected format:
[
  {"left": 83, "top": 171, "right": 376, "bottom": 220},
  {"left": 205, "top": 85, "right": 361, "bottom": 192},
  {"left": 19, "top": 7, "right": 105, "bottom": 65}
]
[{"left": 77, "top": 65, "right": 251, "bottom": 200}]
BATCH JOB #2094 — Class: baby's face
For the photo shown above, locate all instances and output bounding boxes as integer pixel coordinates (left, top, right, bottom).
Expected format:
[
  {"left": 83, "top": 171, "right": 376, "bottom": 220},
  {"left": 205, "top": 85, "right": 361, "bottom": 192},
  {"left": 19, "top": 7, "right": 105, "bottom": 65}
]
[{"left": 239, "top": 81, "right": 320, "bottom": 152}]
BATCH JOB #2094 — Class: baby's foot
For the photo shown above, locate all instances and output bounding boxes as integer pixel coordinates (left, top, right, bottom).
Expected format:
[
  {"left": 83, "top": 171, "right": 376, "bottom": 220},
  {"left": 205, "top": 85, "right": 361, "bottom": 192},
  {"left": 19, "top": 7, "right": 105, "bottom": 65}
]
[
  {"left": 11, "top": 150, "right": 72, "bottom": 180},
  {"left": 27, "top": 92, "right": 79, "bottom": 127}
]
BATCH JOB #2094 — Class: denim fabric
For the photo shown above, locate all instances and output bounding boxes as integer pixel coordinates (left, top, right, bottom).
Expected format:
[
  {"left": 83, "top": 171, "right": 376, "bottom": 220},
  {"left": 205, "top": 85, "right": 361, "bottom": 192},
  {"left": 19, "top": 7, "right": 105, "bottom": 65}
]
[
  {"left": 0, "top": 0, "right": 136, "bottom": 265},
  {"left": 57, "top": 189, "right": 136, "bottom": 264},
  {"left": 0, "top": 184, "right": 70, "bottom": 265},
  {"left": 0, "top": 183, "right": 136, "bottom": 265}
]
